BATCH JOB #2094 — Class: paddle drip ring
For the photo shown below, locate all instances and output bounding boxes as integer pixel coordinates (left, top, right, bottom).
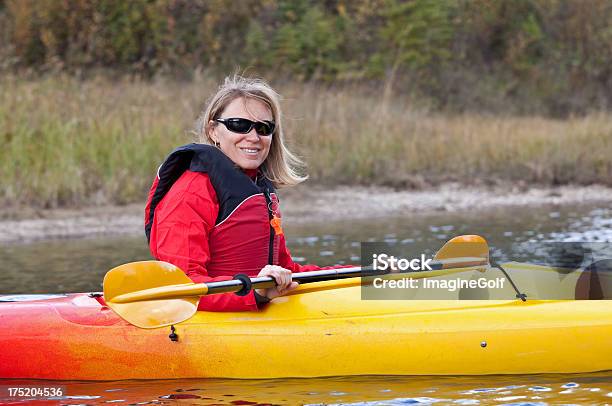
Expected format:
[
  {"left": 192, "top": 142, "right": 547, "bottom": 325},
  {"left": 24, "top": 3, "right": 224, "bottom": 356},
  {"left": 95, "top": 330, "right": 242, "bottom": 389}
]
[{"left": 233, "top": 273, "right": 253, "bottom": 296}]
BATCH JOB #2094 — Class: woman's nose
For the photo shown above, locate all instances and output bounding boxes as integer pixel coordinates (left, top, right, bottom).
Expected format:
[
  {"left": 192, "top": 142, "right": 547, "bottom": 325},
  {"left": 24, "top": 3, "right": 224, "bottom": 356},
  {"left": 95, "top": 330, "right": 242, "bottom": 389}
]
[{"left": 245, "top": 128, "right": 260, "bottom": 141}]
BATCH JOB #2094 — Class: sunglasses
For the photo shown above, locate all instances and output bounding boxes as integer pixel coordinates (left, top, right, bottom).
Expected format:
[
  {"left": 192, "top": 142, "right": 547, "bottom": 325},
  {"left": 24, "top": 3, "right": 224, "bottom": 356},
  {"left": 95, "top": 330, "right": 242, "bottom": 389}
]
[{"left": 215, "top": 118, "right": 275, "bottom": 136}]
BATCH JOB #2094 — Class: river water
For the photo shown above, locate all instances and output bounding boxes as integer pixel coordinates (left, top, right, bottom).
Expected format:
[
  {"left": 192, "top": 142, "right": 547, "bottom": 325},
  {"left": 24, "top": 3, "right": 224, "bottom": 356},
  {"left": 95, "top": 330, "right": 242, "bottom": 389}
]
[{"left": 0, "top": 203, "right": 611, "bottom": 404}]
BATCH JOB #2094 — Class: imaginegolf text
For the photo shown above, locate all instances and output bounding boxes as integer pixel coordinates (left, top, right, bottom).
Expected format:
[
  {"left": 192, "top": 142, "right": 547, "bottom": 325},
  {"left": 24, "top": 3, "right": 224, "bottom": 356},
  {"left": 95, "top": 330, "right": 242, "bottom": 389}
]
[{"left": 372, "top": 277, "right": 506, "bottom": 292}]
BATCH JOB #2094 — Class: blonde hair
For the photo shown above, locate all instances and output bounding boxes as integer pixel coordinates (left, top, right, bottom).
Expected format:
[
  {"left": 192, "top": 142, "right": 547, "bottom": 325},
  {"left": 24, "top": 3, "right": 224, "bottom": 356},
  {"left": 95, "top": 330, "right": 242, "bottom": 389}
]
[{"left": 196, "top": 75, "right": 307, "bottom": 188}]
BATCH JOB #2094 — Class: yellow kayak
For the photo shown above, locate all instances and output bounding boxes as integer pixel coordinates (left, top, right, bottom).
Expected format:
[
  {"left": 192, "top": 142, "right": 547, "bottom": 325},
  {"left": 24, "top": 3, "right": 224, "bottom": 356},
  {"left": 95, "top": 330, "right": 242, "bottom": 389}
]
[{"left": 1, "top": 262, "right": 610, "bottom": 380}]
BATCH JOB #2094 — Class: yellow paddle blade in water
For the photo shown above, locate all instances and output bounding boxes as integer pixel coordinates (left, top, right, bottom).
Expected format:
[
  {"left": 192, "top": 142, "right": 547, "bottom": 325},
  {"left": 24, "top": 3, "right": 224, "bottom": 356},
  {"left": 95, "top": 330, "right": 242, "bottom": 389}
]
[{"left": 103, "top": 261, "right": 200, "bottom": 329}]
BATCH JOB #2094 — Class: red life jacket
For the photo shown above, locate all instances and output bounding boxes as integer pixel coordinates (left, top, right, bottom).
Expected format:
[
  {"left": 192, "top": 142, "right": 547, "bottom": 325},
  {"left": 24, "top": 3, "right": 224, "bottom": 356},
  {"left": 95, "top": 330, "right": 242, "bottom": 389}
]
[{"left": 145, "top": 143, "right": 281, "bottom": 277}]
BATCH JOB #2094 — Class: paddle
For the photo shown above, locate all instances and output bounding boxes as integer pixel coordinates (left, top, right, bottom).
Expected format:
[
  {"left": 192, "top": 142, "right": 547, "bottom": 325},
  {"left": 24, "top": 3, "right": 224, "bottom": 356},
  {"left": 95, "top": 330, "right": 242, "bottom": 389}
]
[{"left": 103, "top": 235, "right": 490, "bottom": 328}]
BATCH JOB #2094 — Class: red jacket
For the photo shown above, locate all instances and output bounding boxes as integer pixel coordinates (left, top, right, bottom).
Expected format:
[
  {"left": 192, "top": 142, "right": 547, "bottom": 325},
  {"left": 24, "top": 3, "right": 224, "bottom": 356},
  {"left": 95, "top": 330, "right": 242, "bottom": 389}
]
[{"left": 145, "top": 144, "right": 340, "bottom": 311}]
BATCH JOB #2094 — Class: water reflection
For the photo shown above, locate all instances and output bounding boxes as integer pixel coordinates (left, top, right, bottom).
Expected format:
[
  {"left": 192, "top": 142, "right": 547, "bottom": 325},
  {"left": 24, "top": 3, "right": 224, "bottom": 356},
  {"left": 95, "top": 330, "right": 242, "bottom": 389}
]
[{"left": 1, "top": 373, "right": 610, "bottom": 405}]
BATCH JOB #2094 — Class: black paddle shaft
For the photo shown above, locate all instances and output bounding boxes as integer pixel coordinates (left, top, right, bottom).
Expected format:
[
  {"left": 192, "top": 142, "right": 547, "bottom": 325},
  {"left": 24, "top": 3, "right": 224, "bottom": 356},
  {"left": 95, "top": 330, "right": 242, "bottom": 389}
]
[
  {"left": 203, "top": 258, "right": 479, "bottom": 296},
  {"left": 204, "top": 267, "right": 366, "bottom": 295}
]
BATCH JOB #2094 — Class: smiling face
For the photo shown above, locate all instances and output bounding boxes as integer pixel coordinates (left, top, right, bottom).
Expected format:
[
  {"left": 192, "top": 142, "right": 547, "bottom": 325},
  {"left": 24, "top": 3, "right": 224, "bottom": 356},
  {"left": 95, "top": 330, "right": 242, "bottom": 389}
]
[{"left": 209, "top": 97, "right": 273, "bottom": 171}]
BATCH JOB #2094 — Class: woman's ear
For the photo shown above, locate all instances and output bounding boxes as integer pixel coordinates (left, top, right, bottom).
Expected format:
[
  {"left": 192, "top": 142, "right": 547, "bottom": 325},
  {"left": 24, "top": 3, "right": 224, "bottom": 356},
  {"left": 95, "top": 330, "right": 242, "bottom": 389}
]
[{"left": 207, "top": 120, "right": 219, "bottom": 144}]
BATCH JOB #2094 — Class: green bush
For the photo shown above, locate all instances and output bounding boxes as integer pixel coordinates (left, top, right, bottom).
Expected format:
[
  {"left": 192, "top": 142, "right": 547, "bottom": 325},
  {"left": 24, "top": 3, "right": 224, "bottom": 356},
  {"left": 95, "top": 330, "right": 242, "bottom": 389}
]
[{"left": 1, "top": 0, "right": 611, "bottom": 114}]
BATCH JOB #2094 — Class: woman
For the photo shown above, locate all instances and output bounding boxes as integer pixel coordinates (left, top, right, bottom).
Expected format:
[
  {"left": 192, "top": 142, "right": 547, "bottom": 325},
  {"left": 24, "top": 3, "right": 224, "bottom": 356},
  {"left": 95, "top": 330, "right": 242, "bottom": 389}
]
[{"left": 145, "top": 75, "right": 338, "bottom": 311}]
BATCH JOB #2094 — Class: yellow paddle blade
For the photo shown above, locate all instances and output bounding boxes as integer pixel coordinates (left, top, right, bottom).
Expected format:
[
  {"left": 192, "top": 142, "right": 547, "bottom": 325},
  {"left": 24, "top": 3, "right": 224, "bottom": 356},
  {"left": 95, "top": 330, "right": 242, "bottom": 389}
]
[
  {"left": 103, "top": 261, "right": 199, "bottom": 329},
  {"left": 434, "top": 235, "right": 489, "bottom": 263}
]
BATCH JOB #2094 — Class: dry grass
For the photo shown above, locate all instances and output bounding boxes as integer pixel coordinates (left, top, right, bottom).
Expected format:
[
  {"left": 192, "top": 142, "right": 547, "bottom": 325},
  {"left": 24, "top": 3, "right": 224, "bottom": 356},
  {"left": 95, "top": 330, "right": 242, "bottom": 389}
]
[{"left": 1, "top": 74, "right": 611, "bottom": 209}]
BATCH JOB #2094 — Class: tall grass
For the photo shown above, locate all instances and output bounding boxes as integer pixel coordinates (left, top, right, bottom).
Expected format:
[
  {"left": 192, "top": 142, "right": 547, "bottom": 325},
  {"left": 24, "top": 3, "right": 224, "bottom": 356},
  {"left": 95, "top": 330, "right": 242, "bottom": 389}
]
[{"left": 1, "top": 74, "right": 611, "bottom": 209}]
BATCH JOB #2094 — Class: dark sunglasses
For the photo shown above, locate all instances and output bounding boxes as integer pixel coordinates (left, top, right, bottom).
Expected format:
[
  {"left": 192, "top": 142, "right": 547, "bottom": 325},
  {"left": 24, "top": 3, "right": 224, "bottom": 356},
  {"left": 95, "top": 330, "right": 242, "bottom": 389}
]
[{"left": 215, "top": 118, "right": 275, "bottom": 136}]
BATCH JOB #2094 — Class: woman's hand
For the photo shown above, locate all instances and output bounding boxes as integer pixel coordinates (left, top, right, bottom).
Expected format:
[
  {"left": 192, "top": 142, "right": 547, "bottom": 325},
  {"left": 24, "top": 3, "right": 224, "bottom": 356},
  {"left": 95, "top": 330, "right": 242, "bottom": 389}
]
[{"left": 255, "top": 265, "right": 298, "bottom": 300}]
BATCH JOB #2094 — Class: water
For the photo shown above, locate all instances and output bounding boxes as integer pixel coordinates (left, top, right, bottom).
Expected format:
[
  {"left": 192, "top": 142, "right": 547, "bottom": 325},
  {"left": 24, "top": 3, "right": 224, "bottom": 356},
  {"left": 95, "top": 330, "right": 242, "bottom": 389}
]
[
  {"left": 0, "top": 203, "right": 611, "bottom": 404},
  {"left": 1, "top": 204, "right": 610, "bottom": 294},
  {"left": 1, "top": 373, "right": 611, "bottom": 404}
]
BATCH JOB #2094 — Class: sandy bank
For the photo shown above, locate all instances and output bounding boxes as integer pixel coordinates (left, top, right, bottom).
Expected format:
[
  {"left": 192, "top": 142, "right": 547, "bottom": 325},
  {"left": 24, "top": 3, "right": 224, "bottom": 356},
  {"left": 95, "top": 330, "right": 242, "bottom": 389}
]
[{"left": 1, "top": 183, "right": 611, "bottom": 244}]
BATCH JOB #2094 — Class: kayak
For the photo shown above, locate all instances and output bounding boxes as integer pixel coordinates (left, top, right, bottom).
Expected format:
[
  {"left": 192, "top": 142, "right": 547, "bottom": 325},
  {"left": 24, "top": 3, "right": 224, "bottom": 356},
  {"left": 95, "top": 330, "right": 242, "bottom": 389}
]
[{"left": 1, "top": 261, "right": 611, "bottom": 380}]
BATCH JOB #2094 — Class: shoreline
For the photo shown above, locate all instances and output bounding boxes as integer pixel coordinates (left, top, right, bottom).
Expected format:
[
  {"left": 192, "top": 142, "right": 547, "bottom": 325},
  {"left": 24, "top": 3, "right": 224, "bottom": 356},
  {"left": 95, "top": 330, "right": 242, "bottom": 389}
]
[{"left": 1, "top": 183, "right": 611, "bottom": 244}]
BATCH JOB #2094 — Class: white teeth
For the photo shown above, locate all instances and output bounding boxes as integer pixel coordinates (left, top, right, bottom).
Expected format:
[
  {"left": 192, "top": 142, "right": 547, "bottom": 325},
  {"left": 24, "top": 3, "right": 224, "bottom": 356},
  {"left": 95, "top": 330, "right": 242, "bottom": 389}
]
[{"left": 241, "top": 148, "right": 259, "bottom": 153}]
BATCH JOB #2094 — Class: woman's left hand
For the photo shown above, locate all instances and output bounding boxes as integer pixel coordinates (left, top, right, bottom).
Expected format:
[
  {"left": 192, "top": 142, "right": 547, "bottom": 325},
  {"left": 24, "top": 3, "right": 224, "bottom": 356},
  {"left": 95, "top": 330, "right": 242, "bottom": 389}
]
[{"left": 255, "top": 265, "right": 299, "bottom": 300}]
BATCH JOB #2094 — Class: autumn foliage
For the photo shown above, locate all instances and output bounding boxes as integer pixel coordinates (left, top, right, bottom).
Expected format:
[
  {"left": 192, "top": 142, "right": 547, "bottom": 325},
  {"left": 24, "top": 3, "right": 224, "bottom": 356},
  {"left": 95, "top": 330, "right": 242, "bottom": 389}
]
[{"left": 1, "top": 0, "right": 611, "bottom": 115}]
